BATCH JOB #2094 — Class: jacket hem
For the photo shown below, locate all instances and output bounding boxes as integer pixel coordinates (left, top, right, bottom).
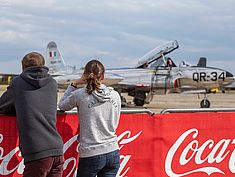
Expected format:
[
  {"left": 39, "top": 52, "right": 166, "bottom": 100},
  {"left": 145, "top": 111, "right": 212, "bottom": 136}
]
[{"left": 23, "top": 148, "right": 63, "bottom": 162}]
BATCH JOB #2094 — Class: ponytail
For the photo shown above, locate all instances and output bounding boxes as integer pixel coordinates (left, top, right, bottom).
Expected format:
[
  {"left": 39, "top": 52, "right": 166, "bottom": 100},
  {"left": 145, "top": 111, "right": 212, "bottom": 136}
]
[{"left": 84, "top": 60, "right": 105, "bottom": 95}]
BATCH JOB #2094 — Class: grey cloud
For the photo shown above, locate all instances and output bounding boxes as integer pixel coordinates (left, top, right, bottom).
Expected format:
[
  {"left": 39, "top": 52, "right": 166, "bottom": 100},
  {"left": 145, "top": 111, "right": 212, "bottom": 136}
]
[{"left": 0, "top": 0, "right": 235, "bottom": 73}]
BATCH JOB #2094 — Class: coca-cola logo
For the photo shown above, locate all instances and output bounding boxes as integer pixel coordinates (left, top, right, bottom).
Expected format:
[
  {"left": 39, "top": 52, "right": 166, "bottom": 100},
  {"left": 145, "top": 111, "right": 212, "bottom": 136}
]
[
  {"left": 165, "top": 128, "right": 235, "bottom": 176},
  {"left": 0, "top": 130, "right": 142, "bottom": 176},
  {"left": 117, "top": 130, "right": 142, "bottom": 177}
]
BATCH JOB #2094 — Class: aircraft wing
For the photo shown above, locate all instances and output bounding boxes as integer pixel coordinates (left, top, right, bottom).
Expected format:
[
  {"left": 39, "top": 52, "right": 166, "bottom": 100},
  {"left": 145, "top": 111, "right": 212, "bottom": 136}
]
[
  {"left": 115, "top": 73, "right": 152, "bottom": 92},
  {"left": 136, "top": 40, "right": 179, "bottom": 68},
  {"left": 53, "top": 71, "right": 124, "bottom": 87}
]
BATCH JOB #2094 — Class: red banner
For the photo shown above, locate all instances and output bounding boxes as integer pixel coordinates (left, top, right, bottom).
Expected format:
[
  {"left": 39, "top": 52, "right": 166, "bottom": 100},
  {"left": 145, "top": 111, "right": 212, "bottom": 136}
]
[
  {"left": 157, "top": 112, "right": 235, "bottom": 177},
  {"left": 1, "top": 112, "right": 235, "bottom": 176}
]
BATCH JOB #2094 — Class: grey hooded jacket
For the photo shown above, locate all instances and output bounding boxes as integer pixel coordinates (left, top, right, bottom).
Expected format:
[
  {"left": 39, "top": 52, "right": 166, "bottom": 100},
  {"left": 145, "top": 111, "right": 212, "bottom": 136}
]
[
  {"left": 59, "top": 84, "right": 121, "bottom": 157},
  {"left": 0, "top": 66, "right": 64, "bottom": 162}
]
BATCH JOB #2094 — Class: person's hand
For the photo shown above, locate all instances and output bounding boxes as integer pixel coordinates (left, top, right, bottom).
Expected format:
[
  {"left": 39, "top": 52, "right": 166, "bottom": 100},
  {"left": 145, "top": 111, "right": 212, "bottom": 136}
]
[{"left": 72, "top": 75, "right": 86, "bottom": 86}]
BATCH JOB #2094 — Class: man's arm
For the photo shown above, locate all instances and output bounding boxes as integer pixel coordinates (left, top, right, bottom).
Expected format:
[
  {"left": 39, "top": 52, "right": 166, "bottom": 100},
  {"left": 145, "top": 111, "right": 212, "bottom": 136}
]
[{"left": 0, "top": 84, "right": 15, "bottom": 114}]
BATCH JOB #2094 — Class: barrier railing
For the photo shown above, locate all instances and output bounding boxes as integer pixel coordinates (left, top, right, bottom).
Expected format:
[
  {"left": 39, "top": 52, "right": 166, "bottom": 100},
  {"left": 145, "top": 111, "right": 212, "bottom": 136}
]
[
  {"left": 161, "top": 107, "right": 235, "bottom": 114},
  {"left": 59, "top": 108, "right": 155, "bottom": 116}
]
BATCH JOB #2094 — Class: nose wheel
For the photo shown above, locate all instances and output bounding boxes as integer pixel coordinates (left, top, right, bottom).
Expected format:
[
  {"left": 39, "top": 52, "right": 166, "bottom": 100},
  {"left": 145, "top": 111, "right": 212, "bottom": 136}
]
[{"left": 200, "top": 99, "right": 210, "bottom": 108}]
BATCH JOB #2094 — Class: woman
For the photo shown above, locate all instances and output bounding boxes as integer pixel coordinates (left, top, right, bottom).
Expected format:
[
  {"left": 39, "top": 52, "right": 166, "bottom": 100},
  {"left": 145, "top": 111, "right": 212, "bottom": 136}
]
[{"left": 58, "top": 59, "right": 121, "bottom": 177}]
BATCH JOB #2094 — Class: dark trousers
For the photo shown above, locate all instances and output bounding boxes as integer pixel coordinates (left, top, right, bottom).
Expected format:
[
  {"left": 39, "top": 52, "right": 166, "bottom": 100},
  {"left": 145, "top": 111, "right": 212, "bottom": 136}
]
[
  {"left": 77, "top": 150, "right": 120, "bottom": 177},
  {"left": 23, "top": 155, "right": 64, "bottom": 177}
]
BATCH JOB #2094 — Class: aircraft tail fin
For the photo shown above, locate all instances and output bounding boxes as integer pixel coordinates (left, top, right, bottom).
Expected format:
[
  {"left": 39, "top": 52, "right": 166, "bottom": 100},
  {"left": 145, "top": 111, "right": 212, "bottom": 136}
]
[
  {"left": 46, "top": 41, "right": 66, "bottom": 74},
  {"left": 197, "top": 57, "right": 207, "bottom": 67}
]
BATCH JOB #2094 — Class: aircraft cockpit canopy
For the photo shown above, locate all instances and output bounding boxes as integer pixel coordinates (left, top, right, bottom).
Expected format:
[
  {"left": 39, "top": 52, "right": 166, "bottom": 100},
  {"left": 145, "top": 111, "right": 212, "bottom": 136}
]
[
  {"left": 148, "top": 58, "right": 165, "bottom": 69},
  {"left": 148, "top": 57, "right": 177, "bottom": 69}
]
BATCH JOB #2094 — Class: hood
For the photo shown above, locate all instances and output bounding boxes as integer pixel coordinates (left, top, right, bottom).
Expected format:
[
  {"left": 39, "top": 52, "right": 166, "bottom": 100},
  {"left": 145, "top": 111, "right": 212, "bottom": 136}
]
[
  {"left": 20, "top": 66, "right": 52, "bottom": 88},
  {"left": 92, "top": 84, "right": 113, "bottom": 103}
]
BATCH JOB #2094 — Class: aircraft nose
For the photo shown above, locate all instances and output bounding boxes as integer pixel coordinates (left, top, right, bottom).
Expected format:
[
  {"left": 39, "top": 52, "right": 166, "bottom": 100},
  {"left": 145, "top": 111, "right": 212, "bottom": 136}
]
[{"left": 226, "top": 71, "right": 233, "bottom": 78}]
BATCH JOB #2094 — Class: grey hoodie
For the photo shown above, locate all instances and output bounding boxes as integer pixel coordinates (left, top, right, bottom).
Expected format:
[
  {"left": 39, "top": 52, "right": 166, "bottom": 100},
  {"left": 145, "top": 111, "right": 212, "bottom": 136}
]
[
  {"left": 0, "top": 66, "right": 64, "bottom": 162},
  {"left": 59, "top": 84, "right": 121, "bottom": 157}
]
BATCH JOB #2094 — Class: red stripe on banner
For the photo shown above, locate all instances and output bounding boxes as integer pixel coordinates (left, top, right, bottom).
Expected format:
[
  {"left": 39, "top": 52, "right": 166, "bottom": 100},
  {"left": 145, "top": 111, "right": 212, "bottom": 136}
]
[{"left": 1, "top": 112, "right": 235, "bottom": 176}]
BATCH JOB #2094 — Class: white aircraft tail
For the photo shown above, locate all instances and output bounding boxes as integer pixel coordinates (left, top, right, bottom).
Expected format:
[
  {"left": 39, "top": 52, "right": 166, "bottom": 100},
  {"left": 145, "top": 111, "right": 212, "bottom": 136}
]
[{"left": 46, "top": 41, "right": 66, "bottom": 74}]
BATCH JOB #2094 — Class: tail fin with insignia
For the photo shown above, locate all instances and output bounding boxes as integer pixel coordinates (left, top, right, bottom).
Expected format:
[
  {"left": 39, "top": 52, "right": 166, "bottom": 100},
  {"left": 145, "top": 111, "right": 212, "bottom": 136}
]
[{"left": 46, "top": 41, "right": 66, "bottom": 74}]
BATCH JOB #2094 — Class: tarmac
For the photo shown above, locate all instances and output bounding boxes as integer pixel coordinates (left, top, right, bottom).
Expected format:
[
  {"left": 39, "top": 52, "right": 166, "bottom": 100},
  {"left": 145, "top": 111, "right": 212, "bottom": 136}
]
[
  {"left": 1, "top": 87, "right": 235, "bottom": 114},
  {"left": 118, "top": 91, "right": 235, "bottom": 113}
]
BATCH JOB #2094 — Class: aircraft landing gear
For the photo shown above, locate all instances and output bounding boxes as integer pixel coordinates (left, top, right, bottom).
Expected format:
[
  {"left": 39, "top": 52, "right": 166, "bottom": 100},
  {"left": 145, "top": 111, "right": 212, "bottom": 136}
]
[
  {"left": 133, "top": 97, "right": 145, "bottom": 106},
  {"left": 200, "top": 98, "right": 210, "bottom": 108},
  {"left": 121, "top": 96, "right": 127, "bottom": 107},
  {"left": 133, "top": 92, "right": 146, "bottom": 106}
]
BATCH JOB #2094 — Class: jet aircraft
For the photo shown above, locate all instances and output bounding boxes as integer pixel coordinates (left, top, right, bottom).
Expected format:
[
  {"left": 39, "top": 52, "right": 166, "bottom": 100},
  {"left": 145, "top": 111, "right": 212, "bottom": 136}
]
[
  {"left": 0, "top": 41, "right": 234, "bottom": 108},
  {"left": 47, "top": 40, "right": 234, "bottom": 108}
]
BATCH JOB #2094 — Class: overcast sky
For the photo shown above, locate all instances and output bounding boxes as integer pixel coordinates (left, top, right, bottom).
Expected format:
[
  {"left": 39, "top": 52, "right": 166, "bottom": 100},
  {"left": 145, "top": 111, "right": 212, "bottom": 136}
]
[{"left": 0, "top": 0, "right": 235, "bottom": 74}]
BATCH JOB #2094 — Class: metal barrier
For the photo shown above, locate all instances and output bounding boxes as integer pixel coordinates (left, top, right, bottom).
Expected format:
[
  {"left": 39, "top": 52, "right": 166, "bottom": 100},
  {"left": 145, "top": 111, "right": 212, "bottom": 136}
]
[
  {"left": 58, "top": 108, "right": 155, "bottom": 116},
  {"left": 5, "top": 107, "right": 235, "bottom": 116},
  {"left": 161, "top": 107, "right": 235, "bottom": 114},
  {"left": 121, "top": 108, "right": 155, "bottom": 116}
]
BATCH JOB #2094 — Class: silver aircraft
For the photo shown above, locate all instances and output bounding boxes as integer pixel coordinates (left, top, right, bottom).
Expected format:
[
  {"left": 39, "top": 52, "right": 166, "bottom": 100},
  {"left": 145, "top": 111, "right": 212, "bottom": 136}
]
[
  {"left": 47, "top": 40, "right": 234, "bottom": 108},
  {"left": 0, "top": 41, "right": 234, "bottom": 108}
]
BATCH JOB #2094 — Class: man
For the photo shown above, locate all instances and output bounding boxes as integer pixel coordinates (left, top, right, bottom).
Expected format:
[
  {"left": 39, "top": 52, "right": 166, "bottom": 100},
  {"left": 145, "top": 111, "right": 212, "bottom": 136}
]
[
  {"left": 0, "top": 52, "right": 64, "bottom": 177},
  {"left": 166, "top": 57, "right": 173, "bottom": 70}
]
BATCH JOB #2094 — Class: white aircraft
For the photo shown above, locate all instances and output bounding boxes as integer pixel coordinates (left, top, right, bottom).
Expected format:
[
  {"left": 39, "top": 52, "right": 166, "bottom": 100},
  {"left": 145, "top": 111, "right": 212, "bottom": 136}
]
[
  {"left": 1, "top": 41, "right": 234, "bottom": 108},
  {"left": 47, "top": 41, "right": 235, "bottom": 108}
]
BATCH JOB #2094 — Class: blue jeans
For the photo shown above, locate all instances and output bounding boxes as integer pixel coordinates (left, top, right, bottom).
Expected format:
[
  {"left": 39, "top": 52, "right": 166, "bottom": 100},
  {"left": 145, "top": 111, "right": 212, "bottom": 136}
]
[{"left": 77, "top": 150, "right": 120, "bottom": 177}]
